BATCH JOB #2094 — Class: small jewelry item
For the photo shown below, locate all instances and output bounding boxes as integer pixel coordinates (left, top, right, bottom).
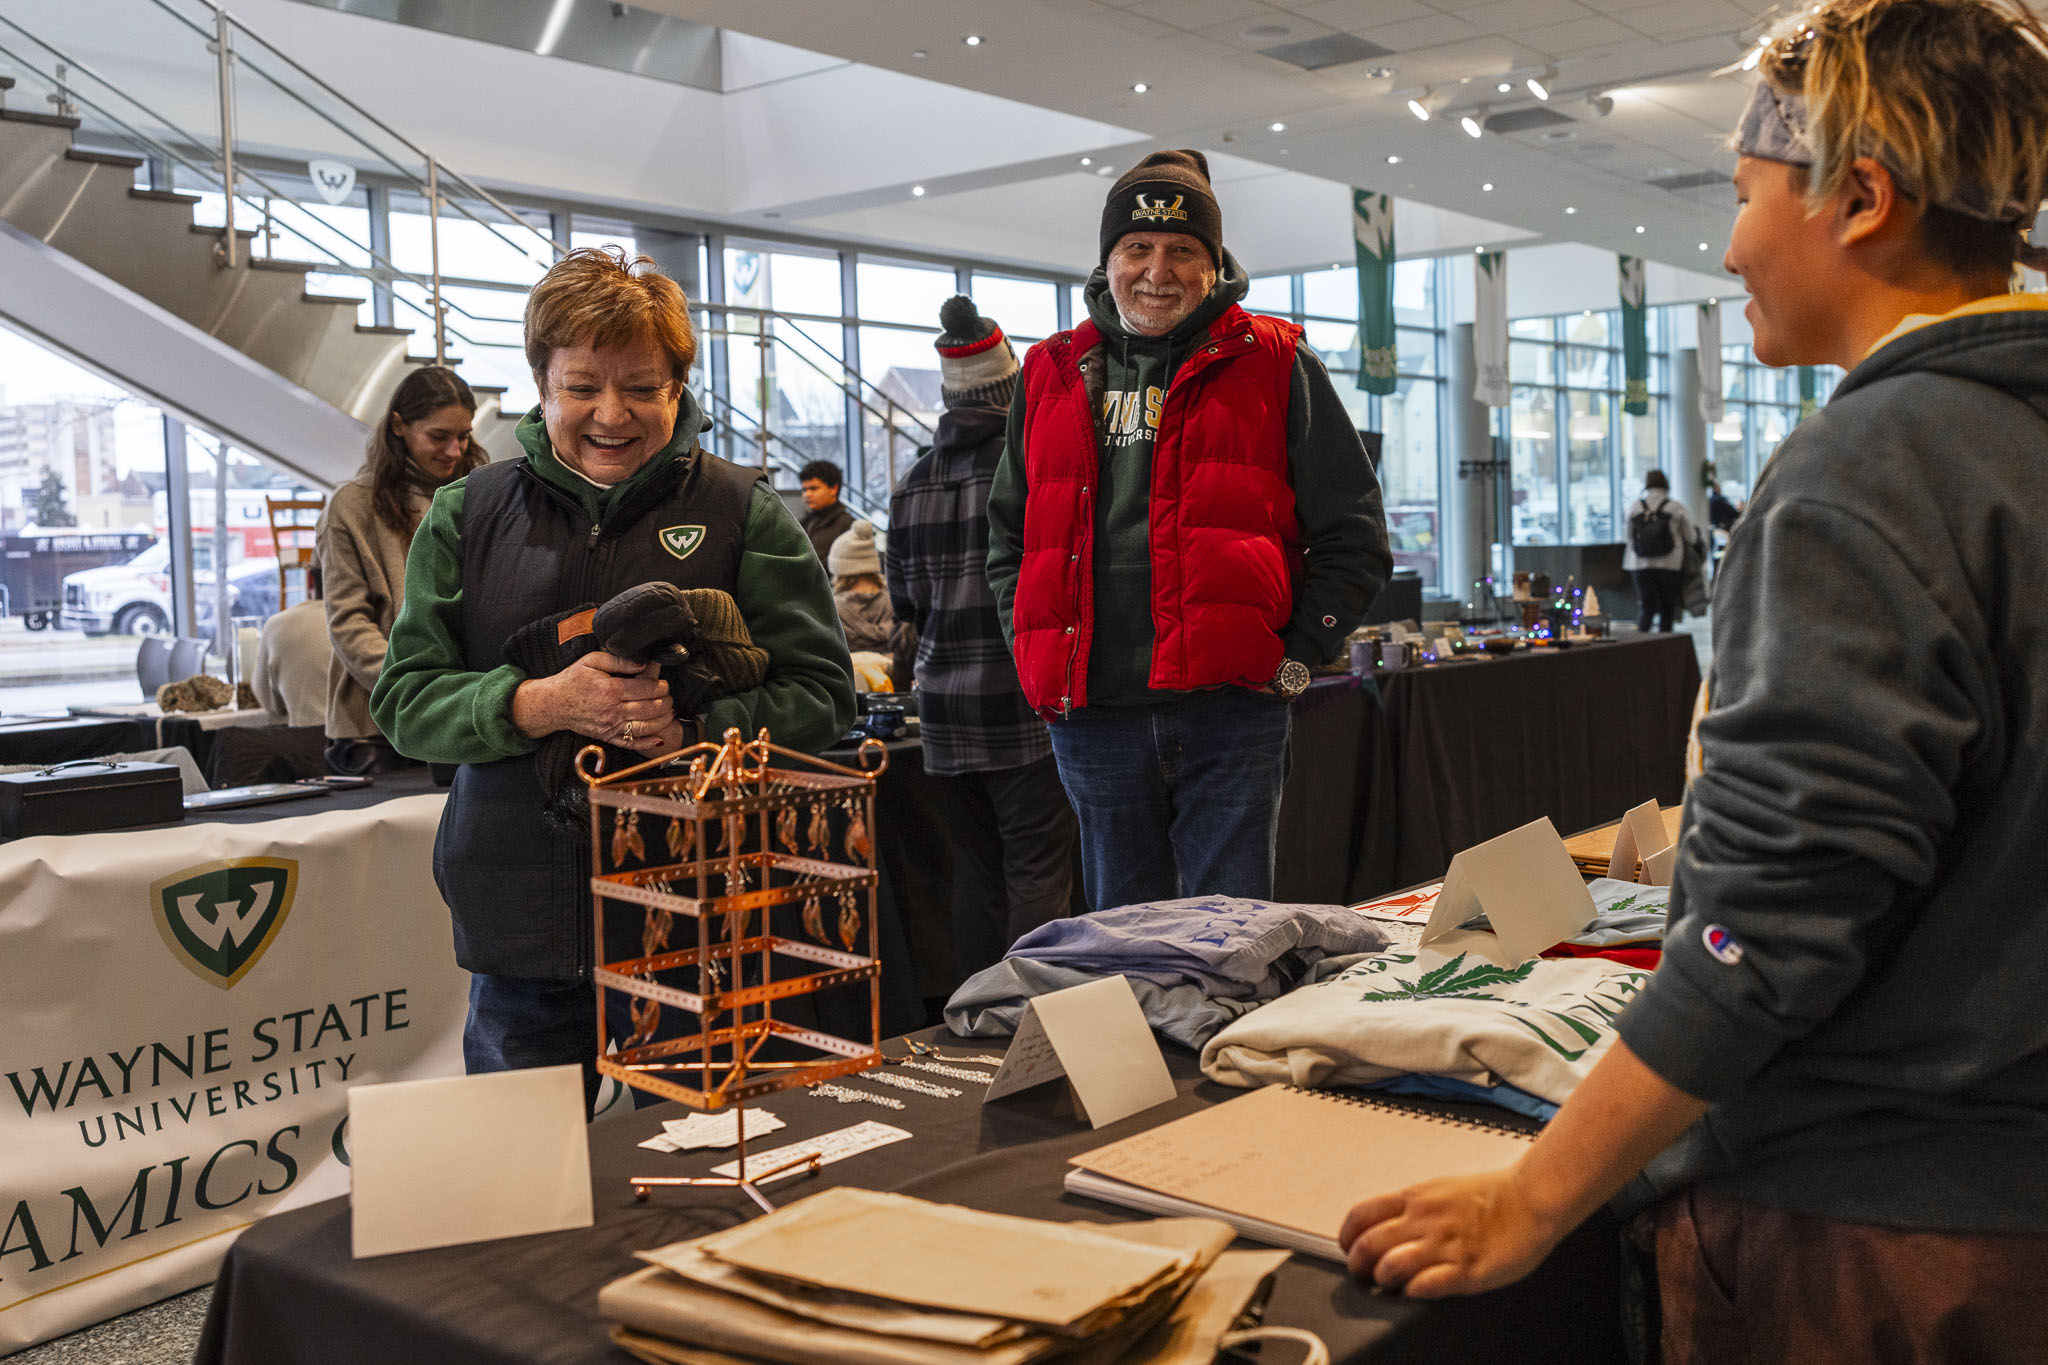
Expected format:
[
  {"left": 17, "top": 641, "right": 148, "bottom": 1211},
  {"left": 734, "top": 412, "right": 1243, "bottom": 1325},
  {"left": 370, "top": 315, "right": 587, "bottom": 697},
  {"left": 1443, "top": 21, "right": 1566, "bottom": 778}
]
[
  {"left": 802, "top": 897, "right": 826, "bottom": 943},
  {"left": 807, "top": 800, "right": 831, "bottom": 854},
  {"left": 808, "top": 1082, "right": 904, "bottom": 1109},
  {"left": 836, "top": 893, "right": 862, "bottom": 952},
  {"left": 776, "top": 805, "right": 800, "bottom": 855},
  {"left": 901, "top": 1059, "right": 992, "bottom": 1084},
  {"left": 844, "top": 797, "right": 871, "bottom": 862},
  {"left": 862, "top": 1070, "right": 961, "bottom": 1100},
  {"left": 626, "top": 996, "right": 660, "bottom": 1049},
  {"left": 641, "top": 906, "right": 674, "bottom": 960},
  {"left": 666, "top": 816, "right": 693, "bottom": 860},
  {"left": 610, "top": 808, "right": 646, "bottom": 865}
]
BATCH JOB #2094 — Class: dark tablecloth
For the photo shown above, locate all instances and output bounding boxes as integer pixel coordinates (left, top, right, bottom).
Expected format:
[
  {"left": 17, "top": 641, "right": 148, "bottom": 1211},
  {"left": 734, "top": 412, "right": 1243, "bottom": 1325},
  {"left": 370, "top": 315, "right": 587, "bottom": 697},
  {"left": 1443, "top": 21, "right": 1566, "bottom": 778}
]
[
  {"left": 0, "top": 715, "right": 153, "bottom": 766},
  {"left": 193, "top": 1036, "right": 1626, "bottom": 1365},
  {"left": 1273, "top": 634, "right": 1701, "bottom": 904}
]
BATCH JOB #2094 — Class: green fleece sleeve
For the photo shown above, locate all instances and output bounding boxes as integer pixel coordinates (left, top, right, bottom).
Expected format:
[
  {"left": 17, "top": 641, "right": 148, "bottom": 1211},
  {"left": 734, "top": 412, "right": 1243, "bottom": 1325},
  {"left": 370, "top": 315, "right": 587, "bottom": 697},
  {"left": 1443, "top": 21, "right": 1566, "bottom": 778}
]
[
  {"left": 985, "top": 384, "right": 1031, "bottom": 650},
  {"left": 367, "top": 481, "right": 537, "bottom": 764},
  {"left": 1282, "top": 341, "right": 1394, "bottom": 665},
  {"left": 699, "top": 482, "right": 856, "bottom": 755}
]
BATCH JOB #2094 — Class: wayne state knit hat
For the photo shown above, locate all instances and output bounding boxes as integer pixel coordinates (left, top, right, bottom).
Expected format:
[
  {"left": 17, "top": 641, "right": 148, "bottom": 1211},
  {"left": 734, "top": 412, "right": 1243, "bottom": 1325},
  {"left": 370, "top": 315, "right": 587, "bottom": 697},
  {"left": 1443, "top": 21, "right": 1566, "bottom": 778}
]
[
  {"left": 934, "top": 295, "right": 1019, "bottom": 410},
  {"left": 828, "top": 521, "right": 883, "bottom": 577},
  {"left": 1100, "top": 149, "right": 1222, "bottom": 266}
]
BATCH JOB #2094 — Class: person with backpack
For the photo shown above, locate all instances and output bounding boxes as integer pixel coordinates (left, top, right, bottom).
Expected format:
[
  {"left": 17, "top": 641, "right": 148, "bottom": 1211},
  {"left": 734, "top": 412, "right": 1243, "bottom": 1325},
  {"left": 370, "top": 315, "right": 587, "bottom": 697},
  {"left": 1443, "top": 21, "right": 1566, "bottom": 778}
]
[{"left": 1621, "top": 469, "right": 1692, "bottom": 632}]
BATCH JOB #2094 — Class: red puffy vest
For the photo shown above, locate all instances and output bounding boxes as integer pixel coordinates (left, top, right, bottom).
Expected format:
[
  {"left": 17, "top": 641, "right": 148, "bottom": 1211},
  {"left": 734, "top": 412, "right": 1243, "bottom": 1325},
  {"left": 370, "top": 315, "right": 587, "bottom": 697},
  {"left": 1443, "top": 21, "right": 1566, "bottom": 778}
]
[{"left": 1011, "top": 304, "right": 1302, "bottom": 717}]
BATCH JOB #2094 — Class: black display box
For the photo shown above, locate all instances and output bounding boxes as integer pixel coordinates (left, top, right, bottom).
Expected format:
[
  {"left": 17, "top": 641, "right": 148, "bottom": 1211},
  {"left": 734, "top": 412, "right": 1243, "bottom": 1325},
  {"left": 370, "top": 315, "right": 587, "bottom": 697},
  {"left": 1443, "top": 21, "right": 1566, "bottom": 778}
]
[{"left": 0, "top": 760, "right": 184, "bottom": 839}]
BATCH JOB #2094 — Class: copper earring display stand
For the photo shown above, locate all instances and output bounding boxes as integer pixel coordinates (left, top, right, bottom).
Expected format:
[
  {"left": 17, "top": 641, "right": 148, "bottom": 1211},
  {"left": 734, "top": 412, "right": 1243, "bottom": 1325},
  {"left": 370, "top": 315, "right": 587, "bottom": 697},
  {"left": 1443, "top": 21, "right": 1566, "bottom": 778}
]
[{"left": 581, "top": 727, "right": 888, "bottom": 1212}]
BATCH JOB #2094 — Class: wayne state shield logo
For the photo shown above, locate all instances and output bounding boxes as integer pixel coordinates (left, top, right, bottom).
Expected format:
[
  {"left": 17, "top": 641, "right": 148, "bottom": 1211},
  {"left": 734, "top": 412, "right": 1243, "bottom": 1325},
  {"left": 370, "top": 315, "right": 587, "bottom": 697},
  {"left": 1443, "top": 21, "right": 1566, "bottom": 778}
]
[
  {"left": 150, "top": 857, "right": 298, "bottom": 989},
  {"left": 659, "top": 525, "right": 706, "bottom": 560}
]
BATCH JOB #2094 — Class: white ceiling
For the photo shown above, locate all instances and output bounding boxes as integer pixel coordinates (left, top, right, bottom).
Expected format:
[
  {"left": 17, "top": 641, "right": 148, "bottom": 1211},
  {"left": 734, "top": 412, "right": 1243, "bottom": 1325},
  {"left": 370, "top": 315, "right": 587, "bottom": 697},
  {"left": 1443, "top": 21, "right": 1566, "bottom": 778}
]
[
  {"left": 2, "top": 0, "right": 1753, "bottom": 302},
  {"left": 639, "top": 0, "right": 1755, "bottom": 290}
]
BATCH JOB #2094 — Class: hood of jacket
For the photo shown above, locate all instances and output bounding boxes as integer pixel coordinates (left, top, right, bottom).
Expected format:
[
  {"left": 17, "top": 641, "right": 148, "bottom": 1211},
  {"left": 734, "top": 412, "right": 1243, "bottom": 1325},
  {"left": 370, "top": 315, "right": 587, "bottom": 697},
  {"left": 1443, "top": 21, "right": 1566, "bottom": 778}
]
[{"left": 1842, "top": 296, "right": 2048, "bottom": 419}]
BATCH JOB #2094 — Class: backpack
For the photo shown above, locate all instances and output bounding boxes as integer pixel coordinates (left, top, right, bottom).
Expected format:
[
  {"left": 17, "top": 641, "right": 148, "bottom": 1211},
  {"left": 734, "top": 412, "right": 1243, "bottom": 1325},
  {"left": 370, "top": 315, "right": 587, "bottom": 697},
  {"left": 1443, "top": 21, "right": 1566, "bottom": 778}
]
[{"left": 1629, "top": 501, "right": 1675, "bottom": 559}]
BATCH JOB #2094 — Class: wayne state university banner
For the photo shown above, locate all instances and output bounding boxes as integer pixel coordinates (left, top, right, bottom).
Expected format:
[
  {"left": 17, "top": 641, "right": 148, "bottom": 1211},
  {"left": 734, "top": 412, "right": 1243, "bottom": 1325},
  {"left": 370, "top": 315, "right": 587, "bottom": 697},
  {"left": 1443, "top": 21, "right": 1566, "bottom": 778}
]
[{"left": 0, "top": 794, "right": 468, "bottom": 1353}]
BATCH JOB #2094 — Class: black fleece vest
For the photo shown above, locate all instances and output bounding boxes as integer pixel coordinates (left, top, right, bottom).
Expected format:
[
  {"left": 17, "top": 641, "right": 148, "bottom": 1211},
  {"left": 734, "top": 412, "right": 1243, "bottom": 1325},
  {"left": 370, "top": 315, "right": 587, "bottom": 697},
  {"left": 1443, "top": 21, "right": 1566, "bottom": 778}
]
[{"left": 433, "top": 449, "right": 761, "bottom": 980}]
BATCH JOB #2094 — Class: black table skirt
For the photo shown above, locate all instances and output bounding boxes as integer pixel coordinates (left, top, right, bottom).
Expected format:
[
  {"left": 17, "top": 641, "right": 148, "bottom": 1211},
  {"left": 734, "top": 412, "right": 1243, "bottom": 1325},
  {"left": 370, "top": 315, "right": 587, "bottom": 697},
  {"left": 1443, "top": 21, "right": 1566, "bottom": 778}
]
[
  {"left": 194, "top": 1036, "right": 1626, "bottom": 1365},
  {"left": 1274, "top": 634, "right": 1701, "bottom": 904},
  {"left": 0, "top": 715, "right": 153, "bottom": 767}
]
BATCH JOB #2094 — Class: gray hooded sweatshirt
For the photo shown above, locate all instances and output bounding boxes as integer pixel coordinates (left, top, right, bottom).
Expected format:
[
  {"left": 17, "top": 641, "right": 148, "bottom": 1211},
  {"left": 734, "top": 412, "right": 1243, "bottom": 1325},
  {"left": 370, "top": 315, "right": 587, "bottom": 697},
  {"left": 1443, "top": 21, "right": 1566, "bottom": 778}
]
[{"left": 1615, "top": 300, "right": 2048, "bottom": 1234}]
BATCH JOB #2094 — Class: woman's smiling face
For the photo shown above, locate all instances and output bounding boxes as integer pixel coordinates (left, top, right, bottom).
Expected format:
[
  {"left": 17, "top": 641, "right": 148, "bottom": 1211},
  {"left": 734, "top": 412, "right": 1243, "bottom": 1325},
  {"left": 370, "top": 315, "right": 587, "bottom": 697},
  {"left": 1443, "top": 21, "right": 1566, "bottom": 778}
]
[{"left": 540, "top": 338, "right": 681, "bottom": 484}]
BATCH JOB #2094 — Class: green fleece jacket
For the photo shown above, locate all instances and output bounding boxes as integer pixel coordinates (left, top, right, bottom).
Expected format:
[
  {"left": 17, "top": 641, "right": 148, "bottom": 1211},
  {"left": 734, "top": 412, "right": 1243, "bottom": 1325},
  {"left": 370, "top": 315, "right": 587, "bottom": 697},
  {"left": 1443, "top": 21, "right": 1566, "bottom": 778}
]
[
  {"left": 987, "top": 253, "right": 1391, "bottom": 706},
  {"left": 369, "top": 407, "right": 853, "bottom": 762}
]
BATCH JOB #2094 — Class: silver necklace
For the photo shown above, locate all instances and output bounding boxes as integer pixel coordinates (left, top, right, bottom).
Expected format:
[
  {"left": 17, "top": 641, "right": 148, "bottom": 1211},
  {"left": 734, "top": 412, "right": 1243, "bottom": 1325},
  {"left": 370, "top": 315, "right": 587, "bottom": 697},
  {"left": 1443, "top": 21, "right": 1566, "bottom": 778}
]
[
  {"left": 809, "top": 1082, "right": 904, "bottom": 1110},
  {"left": 863, "top": 1071, "right": 962, "bottom": 1099},
  {"left": 901, "top": 1059, "right": 992, "bottom": 1084}
]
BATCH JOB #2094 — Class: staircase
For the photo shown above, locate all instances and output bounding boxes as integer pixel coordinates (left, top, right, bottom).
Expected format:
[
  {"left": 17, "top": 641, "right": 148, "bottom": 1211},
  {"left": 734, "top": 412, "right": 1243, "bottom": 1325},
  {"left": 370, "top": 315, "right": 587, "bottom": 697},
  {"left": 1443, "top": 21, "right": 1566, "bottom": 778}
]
[{"left": 0, "top": 67, "right": 515, "bottom": 485}]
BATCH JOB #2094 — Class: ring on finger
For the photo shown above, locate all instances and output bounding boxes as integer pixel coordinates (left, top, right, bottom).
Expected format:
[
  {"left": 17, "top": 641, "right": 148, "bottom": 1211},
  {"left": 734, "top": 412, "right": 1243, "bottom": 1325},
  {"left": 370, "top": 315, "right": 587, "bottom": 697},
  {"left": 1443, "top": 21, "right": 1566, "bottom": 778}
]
[{"left": 621, "top": 720, "right": 638, "bottom": 743}]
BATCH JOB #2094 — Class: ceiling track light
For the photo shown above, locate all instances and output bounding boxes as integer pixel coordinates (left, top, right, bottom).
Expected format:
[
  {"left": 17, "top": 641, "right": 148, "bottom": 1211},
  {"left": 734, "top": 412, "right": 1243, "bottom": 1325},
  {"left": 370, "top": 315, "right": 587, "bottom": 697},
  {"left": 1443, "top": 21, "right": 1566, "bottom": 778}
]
[
  {"left": 1407, "top": 88, "right": 1435, "bottom": 121},
  {"left": 1587, "top": 91, "right": 1614, "bottom": 117},
  {"left": 1461, "top": 108, "right": 1486, "bottom": 138},
  {"left": 1526, "top": 66, "right": 1556, "bottom": 100}
]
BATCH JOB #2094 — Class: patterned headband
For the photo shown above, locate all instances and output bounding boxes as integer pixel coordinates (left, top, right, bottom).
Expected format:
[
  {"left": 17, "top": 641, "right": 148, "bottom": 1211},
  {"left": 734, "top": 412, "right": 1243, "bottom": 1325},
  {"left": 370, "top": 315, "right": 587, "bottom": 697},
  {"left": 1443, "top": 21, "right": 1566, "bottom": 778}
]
[{"left": 1735, "top": 79, "right": 2037, "bottom": 225}]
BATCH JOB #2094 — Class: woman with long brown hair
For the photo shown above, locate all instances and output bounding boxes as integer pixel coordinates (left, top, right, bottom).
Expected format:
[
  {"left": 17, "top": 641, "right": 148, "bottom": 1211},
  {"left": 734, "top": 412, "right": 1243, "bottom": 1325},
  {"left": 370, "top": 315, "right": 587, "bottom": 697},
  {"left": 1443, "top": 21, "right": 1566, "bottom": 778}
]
[{"left": 316, "top": 365, "right": 488, "bottom": 773}]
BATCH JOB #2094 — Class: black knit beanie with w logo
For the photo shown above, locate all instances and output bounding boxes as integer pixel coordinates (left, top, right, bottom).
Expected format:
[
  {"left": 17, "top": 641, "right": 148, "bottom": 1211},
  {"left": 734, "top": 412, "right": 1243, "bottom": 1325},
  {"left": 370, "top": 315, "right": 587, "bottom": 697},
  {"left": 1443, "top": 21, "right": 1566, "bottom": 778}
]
[{"left": 1099, "top": 149, "right": 1222, "bottom": 266}]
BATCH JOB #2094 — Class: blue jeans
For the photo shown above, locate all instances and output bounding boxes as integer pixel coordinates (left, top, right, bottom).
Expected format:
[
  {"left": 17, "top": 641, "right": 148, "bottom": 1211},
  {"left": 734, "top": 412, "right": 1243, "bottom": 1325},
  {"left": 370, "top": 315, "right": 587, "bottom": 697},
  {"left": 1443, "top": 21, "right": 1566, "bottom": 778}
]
[
  {"left": 1046, "top": 687, "right": 1291, "bottom": 911},
  {"left": 465, "top": 973, "right": 654, "bottom": 1117}
]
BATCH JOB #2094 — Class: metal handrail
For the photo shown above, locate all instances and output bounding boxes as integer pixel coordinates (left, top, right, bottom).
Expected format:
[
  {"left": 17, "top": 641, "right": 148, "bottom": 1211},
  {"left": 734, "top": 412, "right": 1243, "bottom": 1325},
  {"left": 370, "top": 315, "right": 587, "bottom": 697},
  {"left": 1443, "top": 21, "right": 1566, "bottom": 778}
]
[
  {"left": 0, "top": 31, "right": 535, "bottom": 366},
  {"left": 699, "top": 298, "right": 938, "bottom": 443},
  {"left": 142, "top": 0, "right": 560, "bottom": 272},
  {"left": 698, "top": 386, "right": 890, "bottom": 526}
]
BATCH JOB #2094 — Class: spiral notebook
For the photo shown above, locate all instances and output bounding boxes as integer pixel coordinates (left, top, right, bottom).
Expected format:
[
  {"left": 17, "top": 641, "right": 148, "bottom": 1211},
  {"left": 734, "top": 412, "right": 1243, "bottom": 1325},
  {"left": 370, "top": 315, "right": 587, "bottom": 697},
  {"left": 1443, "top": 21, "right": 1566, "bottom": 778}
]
[{"left": 1064, "top": 1085, "right": 1533, "bottom": 1264}]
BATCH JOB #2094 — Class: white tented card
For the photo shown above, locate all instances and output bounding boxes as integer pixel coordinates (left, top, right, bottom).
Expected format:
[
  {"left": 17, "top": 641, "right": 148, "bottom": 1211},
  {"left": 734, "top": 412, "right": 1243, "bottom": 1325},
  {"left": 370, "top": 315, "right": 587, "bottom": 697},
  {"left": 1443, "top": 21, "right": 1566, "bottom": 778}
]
[
  {"left": 1607, "top": 800, "right": 1672, "bottom": 884},
  {"left": 983, "top": 975, "right": 1176, "bottom": 1128},
  {"left": 1421, "top": 817, "right": 1597, "bottom": 967},
  {"left": 708, "top": 1121, "right": 911, "bottom": 1185},
  {"left": 349, "top": 1064, "right": 593, "bottom": 1258},
  {"left": 1642, "top": 842, "right": 1678, "bottom": 887}
]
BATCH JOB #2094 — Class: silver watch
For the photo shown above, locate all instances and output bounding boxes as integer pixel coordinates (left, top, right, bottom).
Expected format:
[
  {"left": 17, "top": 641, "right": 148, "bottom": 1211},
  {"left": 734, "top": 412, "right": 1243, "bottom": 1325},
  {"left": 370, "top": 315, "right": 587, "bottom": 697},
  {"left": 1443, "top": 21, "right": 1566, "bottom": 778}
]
[{"left": 1270, "top": 658, "right": 1311, "bottom": 700}]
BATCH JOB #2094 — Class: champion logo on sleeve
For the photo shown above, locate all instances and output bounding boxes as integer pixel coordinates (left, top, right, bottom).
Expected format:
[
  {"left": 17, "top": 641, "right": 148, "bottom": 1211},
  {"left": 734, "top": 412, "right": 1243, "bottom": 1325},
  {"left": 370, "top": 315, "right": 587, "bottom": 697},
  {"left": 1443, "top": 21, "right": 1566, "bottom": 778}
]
[{"left": 1702, "top": 924, "right": 1745, "bottom": 965}]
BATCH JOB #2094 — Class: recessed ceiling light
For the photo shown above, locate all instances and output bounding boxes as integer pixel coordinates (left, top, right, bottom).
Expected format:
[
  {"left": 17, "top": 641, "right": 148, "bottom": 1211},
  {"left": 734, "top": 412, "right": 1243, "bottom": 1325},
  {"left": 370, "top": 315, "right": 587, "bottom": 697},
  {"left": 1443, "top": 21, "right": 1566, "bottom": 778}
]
[
  {"left": 1482, "top": 182, "right": 1494, "bottom": 191},
  {"left": 1634, "top": 224, "right": 1647, "bottom": 233},
  {"left": 1132, "top": 82, "right": 1149, "bottom": 93},
  {"left": 1079, "top": 156, "right": 1092, "bottom": 166},
  {"left": 1699, "top": 241, "right": 1711, "bottom": 250},
  {"left": 1497, "top": 80, "right": 1514, "bottom": 93},
  {"left": 963, "top": 34, "right": 982, "bottom": 46},
  {"left": 1269, "top": 121, "right": 1287, "bottom": 132},
  {"left": 1097, "top": 165, "right": 1114, "bottom": 176},
  {"left": 911, "top": 185, "right": 926, "bottom": 197},
  {"left": 1278, "top": 148, "right": 1290, "bottom": 155},
  {"left": 1330, "top": 262, "right": 1342, "bottom": 270},
  {"left": 1386, "top": 154, "right": 1402, "bottom": 165},
  {"left": 1564, "top": 206, "right": 1577, "bottom": 214},
  {"left": 1461, "top": 111, "right": 1484, "bottom": 138},
  {"left": 1708, "top": 296, "right": 1718, "bottom": 305},
  {"left": 911, "top": 49, "right": 927, "bottom": 58},
  {"left": 1527, "top": 66, "right": 1555, "bottom": 100},
  {"left": 1582, "top": 309, "right": 1593, "bottom": 317},
  {"left": 1474, "top": 246, "right": 1485, "bottom": 254}
]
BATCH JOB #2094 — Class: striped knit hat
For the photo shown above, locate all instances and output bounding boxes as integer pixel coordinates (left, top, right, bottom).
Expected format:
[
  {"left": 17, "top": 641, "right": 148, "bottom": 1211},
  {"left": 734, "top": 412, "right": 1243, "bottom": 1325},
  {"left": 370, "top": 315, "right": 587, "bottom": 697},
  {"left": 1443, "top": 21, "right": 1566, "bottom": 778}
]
[{"left": 934, "top": 295, "right": 1019, "bottom": 410}]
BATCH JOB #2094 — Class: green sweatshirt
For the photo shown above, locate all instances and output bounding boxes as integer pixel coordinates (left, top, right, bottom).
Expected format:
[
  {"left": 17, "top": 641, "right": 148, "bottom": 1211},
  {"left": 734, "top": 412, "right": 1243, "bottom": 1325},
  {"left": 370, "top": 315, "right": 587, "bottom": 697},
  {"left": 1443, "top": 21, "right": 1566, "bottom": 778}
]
[
  {"left": 987, "top": 252, "right": 1392, "bottom": 706},
  {"left": 369, "top": 407, "right": 854, "bottom": 763}
]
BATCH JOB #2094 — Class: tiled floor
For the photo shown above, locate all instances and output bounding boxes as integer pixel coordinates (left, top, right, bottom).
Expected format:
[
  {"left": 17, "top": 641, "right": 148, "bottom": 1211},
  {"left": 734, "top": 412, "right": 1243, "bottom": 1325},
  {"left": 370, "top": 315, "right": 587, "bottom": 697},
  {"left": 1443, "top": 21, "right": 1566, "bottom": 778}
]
[{"left": 11, "top": 1288, "right": 210, "bottom": 1365}]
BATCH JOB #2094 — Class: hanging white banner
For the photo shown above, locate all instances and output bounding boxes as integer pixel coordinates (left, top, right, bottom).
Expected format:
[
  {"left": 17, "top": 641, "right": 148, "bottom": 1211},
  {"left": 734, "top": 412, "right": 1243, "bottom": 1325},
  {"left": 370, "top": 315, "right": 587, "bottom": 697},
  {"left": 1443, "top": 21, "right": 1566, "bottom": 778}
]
[
  {"left": 1696, "top": 301, "right": 1725, "bottom": 424},
  {"left": 0, "top": 795, "right": 468, "bottom": 1353},
  {"left": 1473, "top": 251, "right": 1510, "bottom": 408}
]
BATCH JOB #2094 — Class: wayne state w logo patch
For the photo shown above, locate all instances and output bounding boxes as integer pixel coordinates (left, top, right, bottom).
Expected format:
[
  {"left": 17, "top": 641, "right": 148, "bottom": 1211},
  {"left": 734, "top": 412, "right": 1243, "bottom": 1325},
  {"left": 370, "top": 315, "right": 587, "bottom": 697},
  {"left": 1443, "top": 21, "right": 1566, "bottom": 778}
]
[
  {"left": 659, "top": 525, "right": 706, "bottom": 560},
  {"left": 150, "top": 857, "right": 298, "bottom": 989}
]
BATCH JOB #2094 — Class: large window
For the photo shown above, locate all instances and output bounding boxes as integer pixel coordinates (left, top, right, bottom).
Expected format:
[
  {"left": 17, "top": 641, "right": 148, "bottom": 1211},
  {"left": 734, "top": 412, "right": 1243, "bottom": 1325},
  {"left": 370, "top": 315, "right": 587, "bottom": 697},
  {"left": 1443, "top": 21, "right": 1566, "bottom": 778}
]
[
  {"left": 1502, "top": 310, "right": 1672, "bottom": 548},
  {"left": 1714, "top": 348, "right": 1839, "bottom": 501}
]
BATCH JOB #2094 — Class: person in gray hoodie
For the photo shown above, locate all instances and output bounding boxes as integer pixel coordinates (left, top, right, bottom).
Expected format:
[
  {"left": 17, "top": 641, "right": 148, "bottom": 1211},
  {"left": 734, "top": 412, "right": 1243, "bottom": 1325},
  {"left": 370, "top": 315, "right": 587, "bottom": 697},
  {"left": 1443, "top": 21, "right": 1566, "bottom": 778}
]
[{"left": 1339, "top": 2, "right": 2048, "bottom": 1357}]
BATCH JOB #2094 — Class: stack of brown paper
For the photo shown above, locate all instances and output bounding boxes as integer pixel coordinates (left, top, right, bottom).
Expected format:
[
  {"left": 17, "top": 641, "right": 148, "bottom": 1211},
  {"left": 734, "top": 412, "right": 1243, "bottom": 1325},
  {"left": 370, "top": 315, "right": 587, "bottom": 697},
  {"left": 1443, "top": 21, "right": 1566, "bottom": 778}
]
[
  {"left": 1563, "top": 806, "right": 1683, "bottom": 879},
  {"left": 598, "top": 1187, "right": 1288, "bottom": 1365}
]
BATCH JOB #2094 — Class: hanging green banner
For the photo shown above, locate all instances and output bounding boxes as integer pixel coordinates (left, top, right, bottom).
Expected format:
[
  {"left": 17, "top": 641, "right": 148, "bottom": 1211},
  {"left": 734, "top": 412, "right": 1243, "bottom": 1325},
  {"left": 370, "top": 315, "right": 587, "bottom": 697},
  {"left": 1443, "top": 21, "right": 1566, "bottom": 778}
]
[
  {"left": 1353, "top": 188, "right": 1397, "bottom": 395},
  {"left": 1618, "top": 254, "right": 1649, "bottom": 415},
  {"left": 1798, "top": 366, "right": 1819, "bottom": 420}
]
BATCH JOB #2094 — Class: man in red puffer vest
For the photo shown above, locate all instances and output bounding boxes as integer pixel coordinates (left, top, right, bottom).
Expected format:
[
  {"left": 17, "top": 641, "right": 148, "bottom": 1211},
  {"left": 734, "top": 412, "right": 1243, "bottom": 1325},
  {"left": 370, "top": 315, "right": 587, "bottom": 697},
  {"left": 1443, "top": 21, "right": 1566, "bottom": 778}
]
[{"left": 987, "top": 149, "right": 1391, "bottom": 912}]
